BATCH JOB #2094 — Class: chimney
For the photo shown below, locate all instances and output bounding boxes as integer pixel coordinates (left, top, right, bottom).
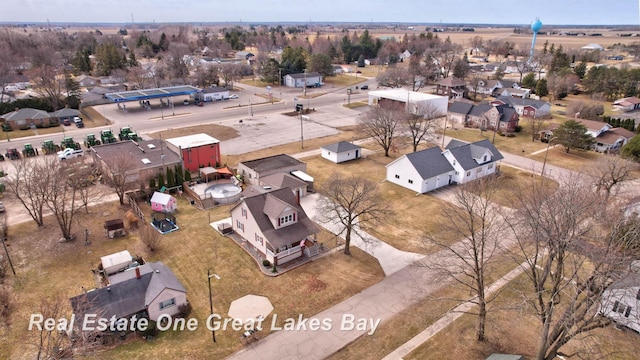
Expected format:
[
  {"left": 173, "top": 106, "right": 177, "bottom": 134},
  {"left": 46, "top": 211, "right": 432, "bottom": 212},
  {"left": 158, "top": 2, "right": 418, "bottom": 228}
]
[{"left": 135, "top": 267, "right": 141, "bottom": 279}]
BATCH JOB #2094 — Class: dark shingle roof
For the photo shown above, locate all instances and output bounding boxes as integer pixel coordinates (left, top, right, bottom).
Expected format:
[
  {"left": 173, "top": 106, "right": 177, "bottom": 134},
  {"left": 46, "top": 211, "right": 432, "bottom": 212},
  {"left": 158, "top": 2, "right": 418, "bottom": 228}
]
[
  {"left": 496, "top": 96, "right": 548, "bottom": 109},
  {"left": 445, "top": 139, "right": 504, "bottom": 171},
  {"left": 321, "top": 141, "right": 361, "bottom": 153},
  {"left": 69, "top": 262, "right": 186, "bottom": 321},
  {"left": 404, "top": 146, "right": 454, "bottom": 180},
  {"left": 448, "top": 101, "right": 474, "bottom": 115},
  {"left": 241, "top": 187, "right": 318, "bottom": 250},
  {"left": 468, "top": 103, "right": 493, "bottom": 117},
  {"left": 51, "top": 108, "right": 81, "bottom": 118}
]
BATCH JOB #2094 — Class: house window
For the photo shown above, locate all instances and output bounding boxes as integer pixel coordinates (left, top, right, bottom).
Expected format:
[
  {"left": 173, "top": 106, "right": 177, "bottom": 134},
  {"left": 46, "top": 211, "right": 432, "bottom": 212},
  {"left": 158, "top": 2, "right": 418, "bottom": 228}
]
[
  {"left": 466, "top": 171, "right": 471, "bottom": 177},
  {"left": 395, "top": 174, "right": 400, "bottom": 179},
  {"left": 159, "top": 298, "right": 176, "bottom": 310},
  {"left": 488, "top": 163, "right": 493, "bottom": 169},
  {"left": 455, "top": 171, "right": 459, "bottom": 175},
  {"left": 408, "top": 179, "right": 413, "bottom": 184},
  {"left": 241, "top": 208, "right": 247, "bottom": 218},
  {"left": 279, "top": 213, "right": 295, "bottom": 226},
  {"left": 625, "top": 306, "right": 632, "bottom": 318},
  {"left": 483, "top": 155, "right": 487, "bottom": 162},
  {"left": 236, "top": 220, "right": 244, "bottom": 232},
  {"left": 255, "top": 234, "right": 263, "bottom": 245},
  {"left": 490, "top": 120, "right": 496, "bottom": 126}
]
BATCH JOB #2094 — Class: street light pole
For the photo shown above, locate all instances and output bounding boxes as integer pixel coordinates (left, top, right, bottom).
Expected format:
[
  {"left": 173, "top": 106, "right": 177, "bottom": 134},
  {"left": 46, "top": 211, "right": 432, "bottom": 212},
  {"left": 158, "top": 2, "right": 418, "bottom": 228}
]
[{"left": 207, "top": 269, "right": 220, "bottom": 343}]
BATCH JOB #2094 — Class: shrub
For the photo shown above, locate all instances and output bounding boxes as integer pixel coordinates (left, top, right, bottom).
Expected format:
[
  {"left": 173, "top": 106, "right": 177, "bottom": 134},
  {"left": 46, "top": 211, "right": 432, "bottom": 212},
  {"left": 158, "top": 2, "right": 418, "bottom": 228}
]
[
  {"left": 514, "top": 125, "right": 523, "bottom": 133},
  {"left": 177, "top": 302, "right": 192, "bottom": 318},
  {"left": 140, "top": 224, "right": 160, "bottom": 251},
  {"left": 140, "top": 319, "right": 158, "bottom": 338},
  {"left": 262, "top": 259, "right": 271, "bottom": 267}
]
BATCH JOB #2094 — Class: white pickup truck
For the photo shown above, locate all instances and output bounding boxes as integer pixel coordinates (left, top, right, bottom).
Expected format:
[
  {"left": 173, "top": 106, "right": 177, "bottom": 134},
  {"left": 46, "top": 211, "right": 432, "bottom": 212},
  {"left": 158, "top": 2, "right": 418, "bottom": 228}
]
[{"left": 58, "top": 148, "right": 84, "bottom": 160}]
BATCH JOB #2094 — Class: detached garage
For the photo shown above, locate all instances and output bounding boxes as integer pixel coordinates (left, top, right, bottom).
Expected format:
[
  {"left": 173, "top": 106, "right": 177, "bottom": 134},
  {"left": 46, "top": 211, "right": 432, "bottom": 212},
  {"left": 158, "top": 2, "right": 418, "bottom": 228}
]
[{"left": 321, "top": 141, "right": 361, "bottom": 163}]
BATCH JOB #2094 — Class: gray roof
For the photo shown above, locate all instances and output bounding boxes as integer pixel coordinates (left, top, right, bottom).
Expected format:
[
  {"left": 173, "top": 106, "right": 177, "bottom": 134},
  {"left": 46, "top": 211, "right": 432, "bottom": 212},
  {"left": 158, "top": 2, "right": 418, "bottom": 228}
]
[
  {"left": 404, "top": 146, "right": 454, "bottom": 180},
  {"left": 51, "top": 108, "right": 80, "bottom": 118},
  {"left": 240, "top": 187, "right": 318, "bottom": 250},
  {"left": 496, "top": 104, "right": 518, "bottom": 123},
  {"left": 69, "top": 262, "right": 186, "bottom": 320},
  {"left": 1, "top": 108, "right": 50, "bottom": 121},
  {"left": 240, "top": 154, "right": 305, "bottom": 173},
  {"left": 287, "top": 72, "right": 322, "bottom": 79},
  {"left": 448, "top": 101, "right": 474, "bottom": 115},
  {"left": 260, "top": 172, "right": 307, "bottom": 190},
  {"left": 496, "top": 96, "right": 548, "bottom": 109},
  {"left": 468, "top": 103, "right": 493, "bottom": 117},
  {"left": 93, "top": 139, "right": 181, "bottom": 171},
  {"left": 321, "top": 141, "right": 361, "bottom": 153},
  {"left": 445, "top": 139, "right": 504, "bottom": 171}
]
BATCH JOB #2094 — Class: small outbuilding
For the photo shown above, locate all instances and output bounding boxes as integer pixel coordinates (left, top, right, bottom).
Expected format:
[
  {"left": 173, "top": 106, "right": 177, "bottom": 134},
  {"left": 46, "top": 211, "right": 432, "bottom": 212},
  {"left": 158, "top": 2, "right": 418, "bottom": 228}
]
[
  {"left": 321, "top": 141, "right": 362, "bottom": 163},
  {"left": 103, "top": 219, "right": 126, "bottom": 239},
  {"left": 150, "top": 191, "right": 177, "bottom": 213}
]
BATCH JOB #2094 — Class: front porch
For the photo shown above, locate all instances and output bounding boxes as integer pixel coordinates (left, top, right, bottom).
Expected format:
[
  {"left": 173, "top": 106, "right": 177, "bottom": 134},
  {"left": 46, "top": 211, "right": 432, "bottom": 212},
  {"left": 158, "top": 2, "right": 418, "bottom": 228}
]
[{"left": 211, "top": 219, "right": 328, "bottom": 276}]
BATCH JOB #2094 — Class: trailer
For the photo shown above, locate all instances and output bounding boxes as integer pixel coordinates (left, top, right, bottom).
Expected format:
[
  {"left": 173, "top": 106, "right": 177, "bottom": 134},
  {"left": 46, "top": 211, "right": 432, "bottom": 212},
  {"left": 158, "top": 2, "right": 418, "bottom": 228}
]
[{"left": 100, "top": 250, "right": 133, "bottom": 275}]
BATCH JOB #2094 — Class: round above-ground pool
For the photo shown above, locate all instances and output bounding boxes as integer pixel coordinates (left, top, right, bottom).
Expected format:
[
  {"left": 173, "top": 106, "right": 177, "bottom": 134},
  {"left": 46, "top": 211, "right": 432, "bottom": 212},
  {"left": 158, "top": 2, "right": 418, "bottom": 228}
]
[{"left": 205, "top": 183, "right": 242, "bottom": 204}]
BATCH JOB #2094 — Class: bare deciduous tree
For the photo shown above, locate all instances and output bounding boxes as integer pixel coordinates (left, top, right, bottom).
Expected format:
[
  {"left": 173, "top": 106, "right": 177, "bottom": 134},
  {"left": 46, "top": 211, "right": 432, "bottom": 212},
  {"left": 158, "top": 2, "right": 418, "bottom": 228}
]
[
  {"left": 6, "top": 158, "right": 53, "bottom": 226},
  {"left": 505, "top": 176, "right": 638, "bottom": 360},
  {"left": 35, "top": 294, "right": 72, "bottom": 360},
  {"left": 99, "top": 153, "right": 140, "bottom": 205},
  {"left": 590, "top": 155, "right": 633, "bottom": 199},
  {"left": 45, "top": 160, "right": 81, "bottom": 241},
  {"left": 140, "top": 224, "right": 161, "bottom": 252},
  {"left": 420, "top": 177, "right": 503, "bottom": 341},
  {"left": 358, "top": 103, "right": 403, "bottom": 157},
  {"left": 316, "top": 174, "right": 389, "bottom": 256},
  {"left": 404, "top": 103, "right": 443, "bottom": 152}
]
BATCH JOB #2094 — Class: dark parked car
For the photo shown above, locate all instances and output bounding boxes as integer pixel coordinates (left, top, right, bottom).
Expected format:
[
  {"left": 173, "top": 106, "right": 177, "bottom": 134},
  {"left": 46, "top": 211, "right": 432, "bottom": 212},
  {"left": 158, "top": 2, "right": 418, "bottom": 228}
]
[
  {"left": 63, "top": 119, "right": 71, "bottom": 126},
  {"left": 360, "top": 85, "right": 369, "bottom": 90}
]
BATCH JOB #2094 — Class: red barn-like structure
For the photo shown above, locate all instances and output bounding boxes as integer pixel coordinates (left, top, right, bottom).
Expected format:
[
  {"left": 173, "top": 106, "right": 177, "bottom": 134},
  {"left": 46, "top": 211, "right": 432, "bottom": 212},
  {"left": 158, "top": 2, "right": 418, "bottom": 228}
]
[{"left": 166, "top": 134, "right": 221, "bottom": 172}]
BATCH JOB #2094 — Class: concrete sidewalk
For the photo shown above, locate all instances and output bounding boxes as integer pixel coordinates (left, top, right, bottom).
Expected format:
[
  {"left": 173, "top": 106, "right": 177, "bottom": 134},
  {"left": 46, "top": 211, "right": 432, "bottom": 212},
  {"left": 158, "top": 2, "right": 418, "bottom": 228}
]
[
  {"left": 300, "top": 193, "right": 424, "bottom": 276},
  {"left": 225, "top": 253, "right": 446, "bottom": 360}
]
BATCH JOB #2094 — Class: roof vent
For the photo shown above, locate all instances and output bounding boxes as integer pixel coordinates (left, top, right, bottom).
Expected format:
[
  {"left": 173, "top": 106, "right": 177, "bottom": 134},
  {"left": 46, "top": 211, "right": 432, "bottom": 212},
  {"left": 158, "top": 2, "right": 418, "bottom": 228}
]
[
  {"left": 155, "top": 269, "right": 160, "bottom": 273},
  {"left": 147, "top": 144, "right": 156, "bottom": 149},
  {"left": 141, "top": 158, "right": 151, "bottom": 165}
]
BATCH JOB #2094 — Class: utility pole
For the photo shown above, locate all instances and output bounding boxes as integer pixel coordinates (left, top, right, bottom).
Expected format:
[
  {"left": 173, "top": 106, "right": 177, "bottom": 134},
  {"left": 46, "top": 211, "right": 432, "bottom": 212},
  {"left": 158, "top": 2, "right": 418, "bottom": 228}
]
[
  {"left": 299, "top": 110, "right": 304, "bottom": 149},
  {"left": 303, "top": 69, "right": 307, "bottom": 97},
  {"left": 2, "top": 237, "right": 16, "bottom": 276}
]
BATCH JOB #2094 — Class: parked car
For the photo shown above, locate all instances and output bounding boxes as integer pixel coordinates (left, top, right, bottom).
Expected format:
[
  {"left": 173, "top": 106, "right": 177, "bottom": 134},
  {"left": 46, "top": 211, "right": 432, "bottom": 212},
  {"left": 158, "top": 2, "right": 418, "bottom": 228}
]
[
  {"left": 183, "top": 99, "right": 190, "bottom": 106},
  {"left": 229, "top": 94, "right": 239, "bottom": 99},
  {"left": 63, "top": 119, "right": 71, "bottom": 126},
  {"left": 360, "top": 85, "right": 369, "bottom": 90}
]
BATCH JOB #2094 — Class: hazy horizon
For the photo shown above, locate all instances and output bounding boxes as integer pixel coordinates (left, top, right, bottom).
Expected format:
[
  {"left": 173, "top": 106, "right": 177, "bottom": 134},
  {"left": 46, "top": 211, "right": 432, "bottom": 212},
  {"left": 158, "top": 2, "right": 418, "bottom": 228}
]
[{"left": 2, "top": 0, "right": 639, "bottom": 26}]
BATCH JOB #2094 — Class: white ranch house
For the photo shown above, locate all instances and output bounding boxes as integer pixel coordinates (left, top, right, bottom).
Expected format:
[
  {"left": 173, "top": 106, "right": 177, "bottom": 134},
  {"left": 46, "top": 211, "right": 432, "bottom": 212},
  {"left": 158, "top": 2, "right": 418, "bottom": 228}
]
[{"left": 386, "top": 139, "right": 504, "bottom": 194}]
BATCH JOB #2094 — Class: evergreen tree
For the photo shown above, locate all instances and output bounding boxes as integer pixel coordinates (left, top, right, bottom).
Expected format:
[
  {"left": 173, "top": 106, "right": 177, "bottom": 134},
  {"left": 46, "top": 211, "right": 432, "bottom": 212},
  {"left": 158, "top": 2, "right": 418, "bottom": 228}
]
[
  {"left": 157, "top": 172, "right": 165, "bottom": 188},
  {"left": 184, "top": 169, "right": 192, "bottom": 181},
  {"left": 166, "top": 168, "right": 175, "bottom": 188},
  {"left": 536, "top": 78, "right": 549, "bottom": 97}
]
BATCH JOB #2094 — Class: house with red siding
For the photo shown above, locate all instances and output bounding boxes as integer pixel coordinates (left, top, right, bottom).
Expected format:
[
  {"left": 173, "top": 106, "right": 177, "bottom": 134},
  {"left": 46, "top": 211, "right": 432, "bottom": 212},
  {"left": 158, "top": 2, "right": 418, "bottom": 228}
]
[{"left": 166, "top": 133, "right": 221, "bottom": 172}]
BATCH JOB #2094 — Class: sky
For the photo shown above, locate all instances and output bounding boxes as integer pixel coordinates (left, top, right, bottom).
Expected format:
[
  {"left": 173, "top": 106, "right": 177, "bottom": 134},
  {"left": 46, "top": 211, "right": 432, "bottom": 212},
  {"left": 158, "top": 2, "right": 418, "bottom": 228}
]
[{"left": 1, "top": 0, "right": 639, "bottom": 25}]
